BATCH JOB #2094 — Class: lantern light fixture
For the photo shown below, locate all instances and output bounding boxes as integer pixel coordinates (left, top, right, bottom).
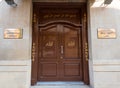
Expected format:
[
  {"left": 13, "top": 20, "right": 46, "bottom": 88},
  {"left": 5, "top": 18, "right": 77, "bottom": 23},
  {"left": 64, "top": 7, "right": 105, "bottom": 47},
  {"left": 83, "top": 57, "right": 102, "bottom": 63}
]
[
  {"left": 104, "top": 0, "right": 113, "bottom": 4},
  {"left": 5, "top": 0, "right": 17, "bottom": 7}
]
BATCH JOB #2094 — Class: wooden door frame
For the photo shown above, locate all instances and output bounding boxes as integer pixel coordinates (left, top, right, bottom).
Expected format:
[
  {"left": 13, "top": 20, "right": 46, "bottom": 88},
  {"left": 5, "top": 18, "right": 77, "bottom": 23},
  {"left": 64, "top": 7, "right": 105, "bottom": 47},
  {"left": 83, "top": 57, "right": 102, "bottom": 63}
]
[{"left": 31, "top": 2, "right": 89, "bottom": 85}]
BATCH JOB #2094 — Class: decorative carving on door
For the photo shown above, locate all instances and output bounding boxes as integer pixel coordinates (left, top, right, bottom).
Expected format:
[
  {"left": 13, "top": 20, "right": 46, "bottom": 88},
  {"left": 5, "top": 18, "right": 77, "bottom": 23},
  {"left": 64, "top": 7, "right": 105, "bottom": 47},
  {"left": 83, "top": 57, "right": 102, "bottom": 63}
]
[
  {"left": 32, "top": 6, "right": 89, "bottom": 85},
  {"left": 43, "top": 14, "right": 76, "bottom": 19},
  {"left": 67, "top": 40, "right": 75, "bottom": 47},
  {"left": 67, "top": 37, "right": 77, "bottom": 48},
  {"left": 39, "top": 10, "right": 81, "bottom": 24},
  {"left": 45, "top": 41, "right": 54, "bottom": 47}
]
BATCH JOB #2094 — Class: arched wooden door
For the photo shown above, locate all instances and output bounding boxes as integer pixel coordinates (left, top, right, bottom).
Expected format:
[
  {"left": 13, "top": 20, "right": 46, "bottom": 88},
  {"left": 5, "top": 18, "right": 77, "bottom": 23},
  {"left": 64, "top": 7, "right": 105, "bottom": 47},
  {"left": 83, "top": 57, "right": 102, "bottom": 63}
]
[
  {"left": 38, "top": 23, "right": 83, "bottom": 81},
  {"left": 32, "top": 5, "right": 89, "bottom": 85}
]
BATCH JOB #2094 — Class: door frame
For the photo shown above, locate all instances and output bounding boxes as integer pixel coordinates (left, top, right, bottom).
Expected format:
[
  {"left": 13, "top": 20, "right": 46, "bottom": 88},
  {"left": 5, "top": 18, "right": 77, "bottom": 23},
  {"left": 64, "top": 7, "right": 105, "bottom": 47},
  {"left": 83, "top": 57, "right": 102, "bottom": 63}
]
[{"left": 31, "top": 2, "right": 89, "bottom": 85}]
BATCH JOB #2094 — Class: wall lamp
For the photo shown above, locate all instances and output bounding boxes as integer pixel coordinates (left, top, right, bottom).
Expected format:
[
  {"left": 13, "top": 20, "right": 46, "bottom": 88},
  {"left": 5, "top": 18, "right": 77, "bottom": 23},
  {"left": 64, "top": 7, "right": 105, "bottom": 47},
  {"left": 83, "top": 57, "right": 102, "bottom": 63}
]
[
  {"left": 5, "top": 0, "right": 17, "bottom": 7},
  {"left": 104, "top": 0, "right": 113, "bottom": 4}
]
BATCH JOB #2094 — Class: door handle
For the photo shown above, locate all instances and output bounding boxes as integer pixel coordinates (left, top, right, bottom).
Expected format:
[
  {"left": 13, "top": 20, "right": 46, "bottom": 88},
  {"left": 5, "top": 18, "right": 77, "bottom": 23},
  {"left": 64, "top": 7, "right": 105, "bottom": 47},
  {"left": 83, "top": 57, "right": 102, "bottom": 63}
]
[{"left": 61, "top": 46, "right": 64, "bottom": 54}]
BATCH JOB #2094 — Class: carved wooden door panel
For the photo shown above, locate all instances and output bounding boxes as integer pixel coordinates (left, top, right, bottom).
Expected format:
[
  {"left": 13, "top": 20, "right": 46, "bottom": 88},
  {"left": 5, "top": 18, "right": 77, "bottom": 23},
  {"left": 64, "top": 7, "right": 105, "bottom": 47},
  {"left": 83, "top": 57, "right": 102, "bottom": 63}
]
[
  {"left": 38, "top": 24, "right": 82, "bottom": 81},
  {"left": 32, "top": 6, "right": 89, "bottom": 85},
  {"left": 59, "top": 25, "right": 82, "bottom": 81},
  {"left": 38, "top": 25, "right": 59, "bottom": 81}
]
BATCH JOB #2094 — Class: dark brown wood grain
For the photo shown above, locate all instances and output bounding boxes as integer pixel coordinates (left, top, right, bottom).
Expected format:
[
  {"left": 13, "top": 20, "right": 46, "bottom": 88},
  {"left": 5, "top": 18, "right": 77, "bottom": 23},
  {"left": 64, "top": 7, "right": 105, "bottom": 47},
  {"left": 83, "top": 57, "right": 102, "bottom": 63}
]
[{"left": 31, "top": 2, "right": 89, "bottom": 85}]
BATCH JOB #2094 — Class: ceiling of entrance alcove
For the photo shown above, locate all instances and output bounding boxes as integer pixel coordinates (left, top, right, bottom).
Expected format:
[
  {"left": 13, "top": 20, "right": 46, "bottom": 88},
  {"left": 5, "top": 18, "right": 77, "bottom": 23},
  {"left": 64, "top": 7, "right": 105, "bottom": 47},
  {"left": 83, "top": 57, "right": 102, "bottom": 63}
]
[{"left": 32, "top": 0, "right": 87, "bottom": 3}]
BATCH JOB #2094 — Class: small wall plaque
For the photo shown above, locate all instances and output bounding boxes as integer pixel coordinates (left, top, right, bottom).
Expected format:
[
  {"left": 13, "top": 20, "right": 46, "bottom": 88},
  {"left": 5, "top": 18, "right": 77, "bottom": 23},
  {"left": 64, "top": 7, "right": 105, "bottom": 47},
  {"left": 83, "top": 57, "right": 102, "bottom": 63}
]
[
  {"left": 4, "top": 28, "right": 23, "bottom": 39},
  {"left": 98, "top": 28, "right": 116, "bottom": 39}
]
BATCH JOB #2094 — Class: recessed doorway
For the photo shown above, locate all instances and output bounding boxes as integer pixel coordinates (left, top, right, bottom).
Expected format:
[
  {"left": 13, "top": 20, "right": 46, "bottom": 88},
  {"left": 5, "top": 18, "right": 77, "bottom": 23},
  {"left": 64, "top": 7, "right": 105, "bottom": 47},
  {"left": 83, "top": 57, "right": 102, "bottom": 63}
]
[{"left": 31, "top": 2, "right": 89, "bottom": 85}]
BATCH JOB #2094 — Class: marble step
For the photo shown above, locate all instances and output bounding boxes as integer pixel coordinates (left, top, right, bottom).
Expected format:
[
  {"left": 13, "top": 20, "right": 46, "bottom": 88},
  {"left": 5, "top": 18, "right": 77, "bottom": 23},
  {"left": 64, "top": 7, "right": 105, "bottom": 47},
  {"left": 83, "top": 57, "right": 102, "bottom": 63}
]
[{"left": 31, "top": 81, "right": 90, "bottom": 88}]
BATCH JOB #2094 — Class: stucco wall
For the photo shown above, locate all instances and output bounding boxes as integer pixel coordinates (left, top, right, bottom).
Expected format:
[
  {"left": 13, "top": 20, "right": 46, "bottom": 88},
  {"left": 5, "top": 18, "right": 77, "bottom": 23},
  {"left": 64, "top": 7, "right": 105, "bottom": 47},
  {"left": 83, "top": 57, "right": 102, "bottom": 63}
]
[
  {"left": 0, "top": 0, "right": 120, "bottom": 88},
  {"left": 90, "top": 0, "right": 120, "bottom": 60},
  {"left": 0, "top": 0, "right": 32, "bottom": 60},
  {"left": 0, "top": 0, "right": 32, "bottom": 88},
  {"left": 89, "top": 0, "right": 120, "bottom": 88}
]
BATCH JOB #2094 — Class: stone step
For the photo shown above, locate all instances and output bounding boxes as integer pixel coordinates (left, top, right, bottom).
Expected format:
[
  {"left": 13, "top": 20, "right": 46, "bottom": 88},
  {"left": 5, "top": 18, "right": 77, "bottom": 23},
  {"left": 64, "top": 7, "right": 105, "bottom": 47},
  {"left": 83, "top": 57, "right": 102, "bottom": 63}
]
[
  {"left": 31, "top": 82, "right": 90, "bottom": 88},
  {"left": 31, "top": 85, "right": 90, "bottom": 88}
]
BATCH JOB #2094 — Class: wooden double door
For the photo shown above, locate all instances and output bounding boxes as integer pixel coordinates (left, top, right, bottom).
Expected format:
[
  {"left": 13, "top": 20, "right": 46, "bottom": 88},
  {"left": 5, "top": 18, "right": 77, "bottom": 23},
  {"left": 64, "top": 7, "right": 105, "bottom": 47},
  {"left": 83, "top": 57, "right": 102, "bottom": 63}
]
[
  {"left": 32, "top": 5, "right": 89, "bottom": 85},
  {"left": 38, "top": 24, "right": 82, "bottom": 81}
]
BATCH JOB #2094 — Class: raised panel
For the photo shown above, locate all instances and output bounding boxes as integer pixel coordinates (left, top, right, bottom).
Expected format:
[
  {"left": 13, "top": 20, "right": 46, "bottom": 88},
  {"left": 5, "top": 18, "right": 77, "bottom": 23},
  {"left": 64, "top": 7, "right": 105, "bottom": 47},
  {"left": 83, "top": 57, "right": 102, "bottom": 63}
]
[
  {"left": 41, "top": 27, "right": 58, "bottom": 58},
  {"left": 64, "top": 27, "right": 79, "bottom": 59},
  {"left": 41, "top": 63, "right": 57, "bottom": 76},
  {"left": 64, "top": 63, "right": 80, "bottom": 76}
]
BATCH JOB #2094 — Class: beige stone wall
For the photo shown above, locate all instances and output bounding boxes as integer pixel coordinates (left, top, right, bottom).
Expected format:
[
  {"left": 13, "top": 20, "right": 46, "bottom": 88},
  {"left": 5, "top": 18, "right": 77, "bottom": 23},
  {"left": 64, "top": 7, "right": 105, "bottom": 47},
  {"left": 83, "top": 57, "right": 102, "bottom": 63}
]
[
  {"left": 0, "top": 0, "right": 120, "bottom": 88},
  {"left": 90, "top": 0, "right": 120, "bottom": 60},
  {"left": 0, "top": 0, "right": 32, "bottom": 60},
  {"left": 0, "top": 0, "right": 32, "bottom": 88},
  {"left": 89, "top": 0, "right": 120, "bottom": 88},
  {"left": 0, "top": 60, "right": 31, "bottom": 88}
]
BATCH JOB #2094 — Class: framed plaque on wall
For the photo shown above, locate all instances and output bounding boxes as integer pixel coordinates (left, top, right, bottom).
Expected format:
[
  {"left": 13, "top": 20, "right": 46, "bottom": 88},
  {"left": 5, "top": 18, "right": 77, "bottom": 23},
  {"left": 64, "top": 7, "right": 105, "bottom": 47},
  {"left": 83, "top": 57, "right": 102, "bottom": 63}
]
[
  {"left": 98, "top": 28, "right": 116, "bottom": 39},
  {"left": 4, "top": 28, "right": 23, "bottom": 39}
]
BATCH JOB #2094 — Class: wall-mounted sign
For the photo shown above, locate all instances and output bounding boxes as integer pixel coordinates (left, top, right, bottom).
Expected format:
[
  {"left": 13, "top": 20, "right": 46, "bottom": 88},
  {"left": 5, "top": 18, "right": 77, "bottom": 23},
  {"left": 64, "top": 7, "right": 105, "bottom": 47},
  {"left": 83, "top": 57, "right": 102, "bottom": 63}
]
[
  {"left": 4, "top": 28, "right": 23, "bottom": 39},
  {"left": 98, "top": 28, "right": 116, "bottom": 39}
]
